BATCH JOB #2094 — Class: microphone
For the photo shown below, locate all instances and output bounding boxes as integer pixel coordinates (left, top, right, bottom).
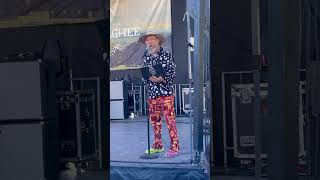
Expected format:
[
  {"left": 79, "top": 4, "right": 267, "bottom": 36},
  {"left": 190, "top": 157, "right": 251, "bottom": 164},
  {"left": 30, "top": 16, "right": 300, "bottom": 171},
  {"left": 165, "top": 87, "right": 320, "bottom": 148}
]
[
  {"left": 146, "top": 44, "right": 151, "bottom": 49},
  {"left": 187, "top": 42, "right": 194, "bottom": 48},
  {"left": 143, "top": 45, "right": 150, "bottom": 57}
]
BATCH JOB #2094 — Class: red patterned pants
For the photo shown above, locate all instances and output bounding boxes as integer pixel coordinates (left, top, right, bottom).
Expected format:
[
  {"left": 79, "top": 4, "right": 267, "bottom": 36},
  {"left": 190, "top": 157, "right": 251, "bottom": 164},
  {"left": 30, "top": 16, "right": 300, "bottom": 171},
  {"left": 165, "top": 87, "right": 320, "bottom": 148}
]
[{"left": 147, "top": 95, "right": 179, "bottom": 152}]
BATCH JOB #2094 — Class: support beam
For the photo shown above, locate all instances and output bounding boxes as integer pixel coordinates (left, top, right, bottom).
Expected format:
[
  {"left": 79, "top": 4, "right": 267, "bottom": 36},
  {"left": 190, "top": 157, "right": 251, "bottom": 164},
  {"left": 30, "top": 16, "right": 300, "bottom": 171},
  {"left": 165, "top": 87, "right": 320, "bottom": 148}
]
[
  {"left": 267, "top": 0, "right": 300, "bottom": 179},
  {"left": 193, "top": 0, "right": 205, "bottom": 154},
  {"left": 250, "top": 0, "right": 262, "bottom": 178}
]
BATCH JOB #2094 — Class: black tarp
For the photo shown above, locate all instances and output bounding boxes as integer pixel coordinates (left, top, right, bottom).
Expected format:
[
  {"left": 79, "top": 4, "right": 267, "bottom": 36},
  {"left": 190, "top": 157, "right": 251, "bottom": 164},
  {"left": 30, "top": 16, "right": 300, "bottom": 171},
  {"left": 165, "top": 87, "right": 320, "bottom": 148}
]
[
  {"left": 0, "top": 22, "right": 107, "bottom": 77},
  {"left": 0, "top": 0, "right": 106, "bottom": 27}
]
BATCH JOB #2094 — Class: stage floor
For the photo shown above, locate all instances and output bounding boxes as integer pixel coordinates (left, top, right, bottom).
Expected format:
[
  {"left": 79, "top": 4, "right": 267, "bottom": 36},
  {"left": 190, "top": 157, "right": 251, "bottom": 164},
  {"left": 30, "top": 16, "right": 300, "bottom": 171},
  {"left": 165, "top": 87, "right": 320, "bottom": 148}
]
[
  {"left": 110, "top": 116, "right": 209, "bottom": 180},
  {"left": 110, "top": 116, "right": 193, "bottom": 164},
  {"left": 57, "top": 171, "right": 309, "bottom": 180}
]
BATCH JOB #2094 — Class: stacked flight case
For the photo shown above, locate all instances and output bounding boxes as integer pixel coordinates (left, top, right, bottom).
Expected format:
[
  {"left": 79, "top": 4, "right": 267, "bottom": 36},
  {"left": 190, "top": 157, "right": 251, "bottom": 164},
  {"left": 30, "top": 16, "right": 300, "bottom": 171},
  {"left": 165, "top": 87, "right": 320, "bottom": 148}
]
[
  {"left": 0, "top": 60, "right": 59, "bottom": 180},
  {"left": 57, "top": 90, "right": 97, "bottom": 164},
  {"left": 110, "top": 80, "right": 128, "bottom": 119},
  {"left": 219, "top": 71, "right": 307, "bottom": 174},
  {"left": 229, "top": 82, "right": 306, "bottom": 172}
]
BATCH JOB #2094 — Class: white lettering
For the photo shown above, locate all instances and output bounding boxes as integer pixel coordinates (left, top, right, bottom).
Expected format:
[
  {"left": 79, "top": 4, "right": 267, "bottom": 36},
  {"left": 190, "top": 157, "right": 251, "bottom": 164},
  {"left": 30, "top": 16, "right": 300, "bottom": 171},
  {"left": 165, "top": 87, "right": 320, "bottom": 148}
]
[
  {"left": 127, "top": 28, "right": 134, "bottom": 36},
  {"left": 111, "top": 27, "right": 141, "bottom": 38},
  {"left": 134, "top": 27, "right": 140, "bottom": 36}
]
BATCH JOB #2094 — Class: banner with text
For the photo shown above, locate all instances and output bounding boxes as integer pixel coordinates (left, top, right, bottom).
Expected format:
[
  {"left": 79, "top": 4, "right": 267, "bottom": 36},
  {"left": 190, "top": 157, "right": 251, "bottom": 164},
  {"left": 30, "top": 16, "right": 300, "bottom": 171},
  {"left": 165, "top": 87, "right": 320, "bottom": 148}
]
[{"left": 110, "top": 0, "right": 172, "bottom": 70}]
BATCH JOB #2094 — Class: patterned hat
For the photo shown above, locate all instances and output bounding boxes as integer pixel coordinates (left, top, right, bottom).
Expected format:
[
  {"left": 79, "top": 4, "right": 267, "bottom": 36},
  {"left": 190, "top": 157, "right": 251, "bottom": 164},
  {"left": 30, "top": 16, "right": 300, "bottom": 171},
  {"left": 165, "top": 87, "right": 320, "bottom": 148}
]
[{"left": 138, "top": 32, "right": 165, "bottom": 45}]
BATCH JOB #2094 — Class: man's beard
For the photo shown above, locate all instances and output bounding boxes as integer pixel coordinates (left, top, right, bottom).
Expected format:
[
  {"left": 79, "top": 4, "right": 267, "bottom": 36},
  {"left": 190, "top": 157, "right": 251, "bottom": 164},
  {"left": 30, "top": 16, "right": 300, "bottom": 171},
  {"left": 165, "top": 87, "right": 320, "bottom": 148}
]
[{"left": 148, "top": 46, "right": 160, "bottom": 55}]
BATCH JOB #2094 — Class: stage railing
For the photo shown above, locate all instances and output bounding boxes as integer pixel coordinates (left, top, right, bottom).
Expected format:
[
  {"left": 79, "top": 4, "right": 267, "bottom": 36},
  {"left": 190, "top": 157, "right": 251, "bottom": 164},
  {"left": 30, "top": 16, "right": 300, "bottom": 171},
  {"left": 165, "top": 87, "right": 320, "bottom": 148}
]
[
  {"left": 127, "top": 84, "right": 197, "bottom": 116},
  {"left": 178, "top": 84, "right": 191, "bottom": 115},
  {"left": 128, "top": 84, "right": 143, "bottom": 115},
  {"left": 142, "top": 84, "right": 178, "bottom": 115},
  {"left": 128, "top": 83, "right": 209, "bottom": 117}
]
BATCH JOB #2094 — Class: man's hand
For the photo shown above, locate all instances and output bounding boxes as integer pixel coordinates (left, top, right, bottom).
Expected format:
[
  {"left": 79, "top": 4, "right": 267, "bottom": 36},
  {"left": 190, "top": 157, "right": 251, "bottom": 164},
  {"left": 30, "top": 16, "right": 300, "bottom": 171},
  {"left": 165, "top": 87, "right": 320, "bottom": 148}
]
[
  {"left": 157, "top": 76, "right": 164, "bottom": 82},
  {"left": 149, "top": 76, "right": 165, "bottom": 83},
  {"left": 149, "top": 76, "right": 158, "bottom": 82}
]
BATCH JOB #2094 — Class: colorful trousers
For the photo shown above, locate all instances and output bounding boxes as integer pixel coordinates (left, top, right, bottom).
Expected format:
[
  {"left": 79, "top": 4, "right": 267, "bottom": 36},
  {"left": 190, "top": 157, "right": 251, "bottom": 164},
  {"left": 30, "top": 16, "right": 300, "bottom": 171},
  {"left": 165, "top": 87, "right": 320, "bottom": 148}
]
[{"left": 147, "top": 95, "right": 179, "bottom": 152}]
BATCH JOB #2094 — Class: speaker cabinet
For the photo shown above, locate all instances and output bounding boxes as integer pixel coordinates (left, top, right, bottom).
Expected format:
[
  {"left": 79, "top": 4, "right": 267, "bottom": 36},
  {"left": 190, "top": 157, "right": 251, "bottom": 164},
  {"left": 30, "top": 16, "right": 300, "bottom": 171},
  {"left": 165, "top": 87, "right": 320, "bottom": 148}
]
[{"left": 0, "top": 60, "right": 56, "bottom": 121}]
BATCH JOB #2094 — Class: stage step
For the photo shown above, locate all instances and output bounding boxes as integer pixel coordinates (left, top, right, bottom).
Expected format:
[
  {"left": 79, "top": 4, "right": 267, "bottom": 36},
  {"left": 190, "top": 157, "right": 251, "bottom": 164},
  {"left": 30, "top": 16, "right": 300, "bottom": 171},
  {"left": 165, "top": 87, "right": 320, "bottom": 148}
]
[{"left": 110, "top": 163, "right": 208, "bottom": 180}]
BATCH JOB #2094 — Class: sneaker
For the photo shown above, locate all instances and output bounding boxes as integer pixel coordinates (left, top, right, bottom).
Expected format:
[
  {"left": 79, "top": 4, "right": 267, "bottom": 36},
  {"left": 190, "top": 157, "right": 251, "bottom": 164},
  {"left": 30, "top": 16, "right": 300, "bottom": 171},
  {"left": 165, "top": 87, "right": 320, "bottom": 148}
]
[
  {"left": 164, "top": 150, "right": 180, "bottom": 158},
  {"left": 145, "top": 147, "right": 164, "bottom": 154}
]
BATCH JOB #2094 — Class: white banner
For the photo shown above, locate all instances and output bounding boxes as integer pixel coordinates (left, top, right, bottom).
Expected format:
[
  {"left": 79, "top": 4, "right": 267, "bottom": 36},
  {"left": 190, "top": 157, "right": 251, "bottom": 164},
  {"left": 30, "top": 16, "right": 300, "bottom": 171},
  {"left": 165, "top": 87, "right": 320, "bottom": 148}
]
[{"left": 110, "top": 0, "right": 172, "bottom": 70}]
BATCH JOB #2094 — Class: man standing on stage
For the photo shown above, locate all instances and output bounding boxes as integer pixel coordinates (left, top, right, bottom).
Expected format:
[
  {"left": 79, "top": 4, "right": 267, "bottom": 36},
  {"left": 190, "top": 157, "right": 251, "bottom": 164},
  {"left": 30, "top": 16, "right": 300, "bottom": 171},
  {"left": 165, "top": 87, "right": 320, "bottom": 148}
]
[{"left": 139, "top": 32, "right": 180, "bottom": 158}]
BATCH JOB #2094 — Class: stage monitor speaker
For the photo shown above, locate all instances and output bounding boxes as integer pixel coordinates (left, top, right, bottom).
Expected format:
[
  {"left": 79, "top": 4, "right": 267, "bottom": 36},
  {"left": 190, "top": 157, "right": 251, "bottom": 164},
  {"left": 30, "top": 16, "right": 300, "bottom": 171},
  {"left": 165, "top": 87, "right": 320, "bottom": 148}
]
[
  {"left": 0, "top": 60, "right": 56, "bottom": 121},
  {"left": 110, "top": 80, "right": 125, "bottom": 100},
  {"left": 110, "top": 100, "right": 127, "bottom": 119},
  {"left": 0, "top": 121, "right": 59, "bottom": 180}
]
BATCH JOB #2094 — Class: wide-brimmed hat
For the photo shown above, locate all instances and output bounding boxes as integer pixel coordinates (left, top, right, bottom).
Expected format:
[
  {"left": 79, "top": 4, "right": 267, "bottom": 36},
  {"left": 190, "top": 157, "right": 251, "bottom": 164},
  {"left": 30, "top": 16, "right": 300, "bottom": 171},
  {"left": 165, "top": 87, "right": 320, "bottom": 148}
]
[{"left": 138, "top": 32, "right": 165, "bottom": 45}]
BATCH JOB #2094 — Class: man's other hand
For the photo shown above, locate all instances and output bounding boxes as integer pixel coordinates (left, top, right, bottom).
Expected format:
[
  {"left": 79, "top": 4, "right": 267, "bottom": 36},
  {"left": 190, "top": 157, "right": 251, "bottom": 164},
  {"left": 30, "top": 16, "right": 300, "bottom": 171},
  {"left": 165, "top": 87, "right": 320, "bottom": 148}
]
[
  {"left": 149, "top": 76, "right": 165, "bottom": 83},
  {"left": 149, "top": 76, "right": 158, "bottom": 82},
  {"left": 157, "top": 76, "right": 164, "bottom": 82}
]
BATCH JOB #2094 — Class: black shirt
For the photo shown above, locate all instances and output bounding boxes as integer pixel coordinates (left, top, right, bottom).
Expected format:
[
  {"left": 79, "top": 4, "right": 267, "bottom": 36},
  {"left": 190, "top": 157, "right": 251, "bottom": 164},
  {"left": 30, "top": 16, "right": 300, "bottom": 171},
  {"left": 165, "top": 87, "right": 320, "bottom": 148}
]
[{"left": 143, "top": 47, "right": 176, "bottom": 99}]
